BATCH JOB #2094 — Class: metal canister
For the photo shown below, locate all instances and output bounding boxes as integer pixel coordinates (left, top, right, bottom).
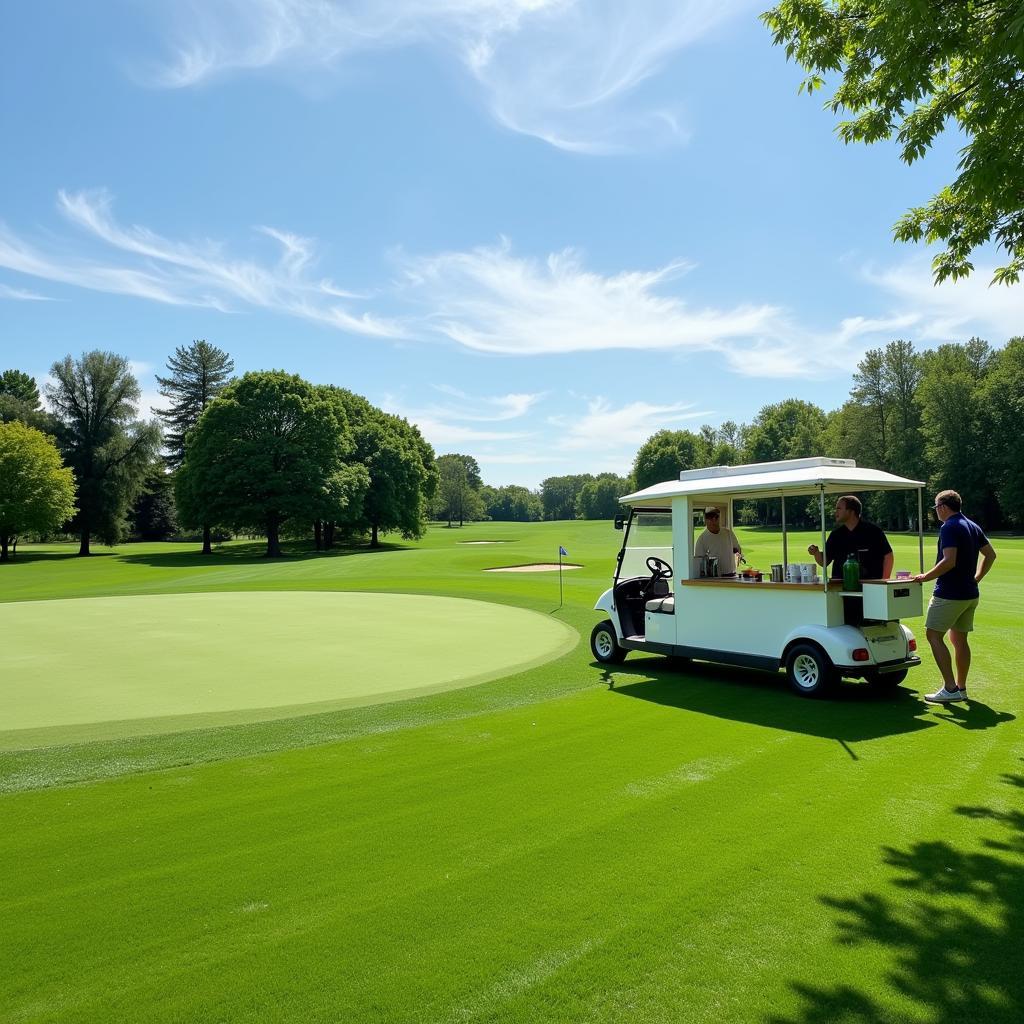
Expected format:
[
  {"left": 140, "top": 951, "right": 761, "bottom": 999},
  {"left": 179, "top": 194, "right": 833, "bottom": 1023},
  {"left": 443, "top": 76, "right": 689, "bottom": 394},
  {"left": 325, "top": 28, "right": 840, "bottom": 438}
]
[
  {"left": 771, "top": 564, "right": 784, "bottom": 583},
  {"left": 708, "top": 556, "right": 719, "bottom": 577}
]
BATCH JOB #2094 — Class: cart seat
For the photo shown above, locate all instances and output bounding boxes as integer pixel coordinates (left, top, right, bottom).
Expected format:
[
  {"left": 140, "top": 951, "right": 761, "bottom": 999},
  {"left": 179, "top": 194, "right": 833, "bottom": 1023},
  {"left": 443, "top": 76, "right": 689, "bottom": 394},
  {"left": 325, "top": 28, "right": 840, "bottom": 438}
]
[{"left": 645, "top": 596, "right": 675, "bottom": 614}]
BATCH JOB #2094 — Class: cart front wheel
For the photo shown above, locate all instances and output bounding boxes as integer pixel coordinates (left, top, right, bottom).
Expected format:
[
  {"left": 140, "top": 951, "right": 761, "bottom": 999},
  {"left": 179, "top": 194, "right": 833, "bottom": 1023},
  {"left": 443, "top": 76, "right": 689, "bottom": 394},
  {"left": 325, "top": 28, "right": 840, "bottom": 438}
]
[
  {"left": 785, "top": 643, "right": 836, "bottom": 697},
  {"left": 591, "top": 620, "right": 626, "bottom": 664}
]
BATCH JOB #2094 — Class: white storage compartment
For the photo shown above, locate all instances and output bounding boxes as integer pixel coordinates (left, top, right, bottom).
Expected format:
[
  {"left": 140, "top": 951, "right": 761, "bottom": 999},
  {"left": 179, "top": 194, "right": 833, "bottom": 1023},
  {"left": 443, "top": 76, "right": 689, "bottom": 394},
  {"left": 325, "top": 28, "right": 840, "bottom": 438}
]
[{"left": 862, "top": 581, "right": 923, "bottom": 621}]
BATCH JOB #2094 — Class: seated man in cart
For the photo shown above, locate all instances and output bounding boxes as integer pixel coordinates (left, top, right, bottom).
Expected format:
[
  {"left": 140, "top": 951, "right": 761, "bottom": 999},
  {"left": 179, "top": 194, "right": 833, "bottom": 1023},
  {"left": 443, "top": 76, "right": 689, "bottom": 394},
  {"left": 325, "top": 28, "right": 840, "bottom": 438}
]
[
  {"left": 694, "top": 507, "right": 743, "bottom": 576},
  {"left": 808, "top": 494, "right": 893, "bottom": 580}
]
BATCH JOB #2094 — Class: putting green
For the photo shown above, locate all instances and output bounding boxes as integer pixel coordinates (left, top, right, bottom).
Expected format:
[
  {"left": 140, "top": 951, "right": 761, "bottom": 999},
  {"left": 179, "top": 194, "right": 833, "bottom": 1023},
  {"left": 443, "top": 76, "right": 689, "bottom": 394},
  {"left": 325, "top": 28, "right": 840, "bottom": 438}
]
[{"left": 0, "top": 592, "right": 577, "bottom": 749}]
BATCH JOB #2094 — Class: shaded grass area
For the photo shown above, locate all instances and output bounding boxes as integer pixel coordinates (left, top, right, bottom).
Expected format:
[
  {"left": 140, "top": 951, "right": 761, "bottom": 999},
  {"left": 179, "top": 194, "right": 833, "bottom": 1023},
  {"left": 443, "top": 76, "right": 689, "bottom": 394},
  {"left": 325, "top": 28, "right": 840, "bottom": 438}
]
[{"left": 1, "top": 522, "right": 1022, "bottom": 1021}]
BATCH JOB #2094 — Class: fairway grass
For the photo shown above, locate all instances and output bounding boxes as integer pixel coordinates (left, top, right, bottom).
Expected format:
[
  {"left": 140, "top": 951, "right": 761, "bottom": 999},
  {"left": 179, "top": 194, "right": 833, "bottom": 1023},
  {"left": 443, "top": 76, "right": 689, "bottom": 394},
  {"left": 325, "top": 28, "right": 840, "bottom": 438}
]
[
  {"left": 1, "top": 522, "right": 1021, "bottom": 1023},
  {"left": 0, "top": 592, "right": 576, "bottom": 749}
]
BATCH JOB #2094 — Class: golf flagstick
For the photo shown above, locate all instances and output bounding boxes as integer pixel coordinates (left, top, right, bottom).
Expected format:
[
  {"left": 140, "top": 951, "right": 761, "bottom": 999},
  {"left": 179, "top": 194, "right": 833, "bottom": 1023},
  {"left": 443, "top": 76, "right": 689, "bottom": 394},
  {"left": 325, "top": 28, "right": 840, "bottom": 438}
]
[{"left": 558, "top": 545, "right": 568, "bottom": 608}]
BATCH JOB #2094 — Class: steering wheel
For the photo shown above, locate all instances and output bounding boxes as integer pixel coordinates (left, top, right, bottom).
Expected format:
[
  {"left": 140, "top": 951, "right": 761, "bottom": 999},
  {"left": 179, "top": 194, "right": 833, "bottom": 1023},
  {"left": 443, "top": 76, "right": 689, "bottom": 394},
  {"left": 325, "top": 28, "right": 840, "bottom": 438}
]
[
  {"left": 640, "top": 556, "right": 673, "bottom": 600},
  {"left": 646, "top": 556, "right": 673, "bottom": 579}
]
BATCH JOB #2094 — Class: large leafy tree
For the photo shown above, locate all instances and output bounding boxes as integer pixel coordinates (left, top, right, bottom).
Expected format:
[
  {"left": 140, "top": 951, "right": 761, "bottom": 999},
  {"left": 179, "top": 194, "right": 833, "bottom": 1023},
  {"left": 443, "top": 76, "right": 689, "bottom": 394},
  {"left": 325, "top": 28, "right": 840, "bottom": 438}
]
[
  {"left": 840, "top": 341, "right": 923, "bottom": 527},
  {"left": 763, "top": 1, "right": 1024, "bottom": 284},
  {"left": 153, "top": 340, "right": 235, "bottom": 553},
  {"left": 981, "top": 336, "right": 1024, "bottom": 526},
  {"left": 0, "top": 421, "right": 77, "bottom": 561},
  {"left": 577, "top": 474, "right": 632, "bottom": 520},
  {"left": 434, "top": 453, "right": 485, "bottom": 526},
  {"left": 320, "top": 388, "right": 436, "bottom": 548},
  {"left": 631, "top": 431, "right": 709, "bottom": 492},
  {"left": 46, "top": 352, "right": 161, "bottom": 555},
  {"left": 746, "top": 399, "right": 826, "bottom": 463},
  {"left": 918, "top": 338, "right": 999, "bottom": 524},
  {"left": 176, "top": 372, "right": 352, "bottom": 557},
  {"left": 540, "top": 474, "right": 596, "bottom": 520}
]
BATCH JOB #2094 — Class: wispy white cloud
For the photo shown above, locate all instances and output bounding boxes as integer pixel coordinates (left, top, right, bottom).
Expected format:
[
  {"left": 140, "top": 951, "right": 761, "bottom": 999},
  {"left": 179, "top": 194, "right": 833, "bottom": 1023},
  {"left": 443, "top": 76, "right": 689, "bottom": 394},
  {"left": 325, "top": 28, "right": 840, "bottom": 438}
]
[
  {"left": 0, "top": 282, "right": 53, "bottom": 301},
  {"left": 401, "top": 239, "right": 894, "bottom": 376},
  {"left": 550, "top": 396, "right": 709, "bottom": 452},
  {"left": 381, "top": 384, "right": 539, "bottom": 447},
  {"left": 863, "top": 258, "right": 1024, "bottom": 342},
  {"left": 402, "top": 239, "right": 781, "bottom": 356},
  {"left": 142, "top": 0, "right": 753, "bottom": 152},
  {"left": 0, "top": 190, "right": 404, "bottom": 339},
  {"left": 429, "top": 384, "right": 544, "bottom": 421}
]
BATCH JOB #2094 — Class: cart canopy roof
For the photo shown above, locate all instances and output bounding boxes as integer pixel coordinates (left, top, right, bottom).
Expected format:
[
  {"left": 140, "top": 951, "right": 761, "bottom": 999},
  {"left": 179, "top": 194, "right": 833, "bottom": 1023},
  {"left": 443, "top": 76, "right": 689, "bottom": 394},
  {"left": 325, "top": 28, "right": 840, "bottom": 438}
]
[{"left": 621, "top": 457, "right": 925, "bottom": 507}]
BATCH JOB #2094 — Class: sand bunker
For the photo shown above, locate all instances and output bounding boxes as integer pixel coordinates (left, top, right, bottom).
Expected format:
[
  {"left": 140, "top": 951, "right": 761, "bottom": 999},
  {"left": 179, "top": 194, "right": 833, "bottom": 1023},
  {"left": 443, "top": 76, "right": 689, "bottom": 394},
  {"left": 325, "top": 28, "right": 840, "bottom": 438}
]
[
  {"left": 485, "top": 563, "right": 583, "bottom": 572},
  {"left": 457, "top": 540, "right": 511, "bottom": 545}
]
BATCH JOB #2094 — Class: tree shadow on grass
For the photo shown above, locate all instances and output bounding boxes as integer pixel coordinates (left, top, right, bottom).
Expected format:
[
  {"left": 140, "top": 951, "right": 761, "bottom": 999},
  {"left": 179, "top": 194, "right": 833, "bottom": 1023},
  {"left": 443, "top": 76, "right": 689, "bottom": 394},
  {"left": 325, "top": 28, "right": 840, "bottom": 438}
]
[
  {"left": 604, "top": 657, "right": 938, "bottom": 743},
  {"left": 769, "top": 764, "right": 1024, "bottom": 1024},
  {"left": 116, "top": 539, "right": 409, "bottom": 568},
  {"left": 0, "top": 549, "right": 117, "bottom": 565}
]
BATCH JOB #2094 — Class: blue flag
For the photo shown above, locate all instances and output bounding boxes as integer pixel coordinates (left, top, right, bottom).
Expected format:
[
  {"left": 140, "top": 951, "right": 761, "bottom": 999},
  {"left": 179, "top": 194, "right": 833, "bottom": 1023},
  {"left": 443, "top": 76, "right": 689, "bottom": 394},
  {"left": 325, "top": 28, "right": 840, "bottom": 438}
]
[{"left": 559, "top": 546, "right": 568, "bottom": 556}]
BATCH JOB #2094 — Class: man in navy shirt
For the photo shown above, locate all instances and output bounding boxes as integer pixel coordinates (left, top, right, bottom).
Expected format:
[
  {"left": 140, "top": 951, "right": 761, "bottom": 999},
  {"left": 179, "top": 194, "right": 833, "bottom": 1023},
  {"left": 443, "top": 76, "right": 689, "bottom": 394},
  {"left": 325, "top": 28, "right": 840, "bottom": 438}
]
[{"left": 914, "top": 490, "right": 997, "bottom": 703}]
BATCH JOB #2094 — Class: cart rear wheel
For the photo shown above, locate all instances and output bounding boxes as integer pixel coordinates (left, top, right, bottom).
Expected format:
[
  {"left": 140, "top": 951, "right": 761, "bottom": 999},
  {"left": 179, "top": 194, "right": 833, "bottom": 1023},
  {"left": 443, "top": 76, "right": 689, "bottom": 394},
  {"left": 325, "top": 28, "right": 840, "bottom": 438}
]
[
  {"left": 785, "top": 643, "right": 837, "bottom": 697},
  {"left": 591, "top": 620, "right": 626, "bottom": 664}
]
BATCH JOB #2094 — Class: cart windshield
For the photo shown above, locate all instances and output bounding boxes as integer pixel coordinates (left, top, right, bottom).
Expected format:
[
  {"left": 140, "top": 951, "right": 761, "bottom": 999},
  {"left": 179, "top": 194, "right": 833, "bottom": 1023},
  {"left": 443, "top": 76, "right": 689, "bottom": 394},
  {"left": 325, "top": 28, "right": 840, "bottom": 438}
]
[{"left": 619, "top": 510, "right": 673, "bottom": 584}]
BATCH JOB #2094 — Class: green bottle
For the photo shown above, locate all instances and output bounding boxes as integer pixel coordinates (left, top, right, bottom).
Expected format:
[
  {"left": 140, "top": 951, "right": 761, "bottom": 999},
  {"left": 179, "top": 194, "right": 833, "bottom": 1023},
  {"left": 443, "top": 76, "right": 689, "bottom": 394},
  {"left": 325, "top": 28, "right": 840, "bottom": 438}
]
[{"left": 843, "top": 552, "right": 861, "bottom": 592}]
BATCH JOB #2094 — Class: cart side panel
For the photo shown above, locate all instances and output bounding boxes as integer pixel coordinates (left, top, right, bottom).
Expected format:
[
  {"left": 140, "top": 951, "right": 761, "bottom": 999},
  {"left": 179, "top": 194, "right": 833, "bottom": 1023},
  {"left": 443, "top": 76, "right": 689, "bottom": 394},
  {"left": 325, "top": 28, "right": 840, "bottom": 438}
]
[{"left": 673, "top": 584, "right": 836, "bottom": 655}]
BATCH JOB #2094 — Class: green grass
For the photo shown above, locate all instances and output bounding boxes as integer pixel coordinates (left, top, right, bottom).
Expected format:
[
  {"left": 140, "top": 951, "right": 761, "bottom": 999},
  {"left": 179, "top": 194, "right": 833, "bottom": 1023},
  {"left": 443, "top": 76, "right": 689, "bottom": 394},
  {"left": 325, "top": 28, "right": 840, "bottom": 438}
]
[
  {"left": 1, "top": 522, "right": 1022, "bottom": 1023},
  {"left": 0, "top": 592, "right": 575, "bottom": 749}
]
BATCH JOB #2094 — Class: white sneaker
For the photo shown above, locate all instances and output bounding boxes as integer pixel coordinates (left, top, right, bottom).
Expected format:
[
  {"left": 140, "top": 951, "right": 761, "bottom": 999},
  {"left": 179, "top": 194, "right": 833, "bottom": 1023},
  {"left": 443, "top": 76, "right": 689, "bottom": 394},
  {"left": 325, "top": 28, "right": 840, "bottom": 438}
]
[{"left": 924, "top": 687, "right": 967, "bottom": 704}]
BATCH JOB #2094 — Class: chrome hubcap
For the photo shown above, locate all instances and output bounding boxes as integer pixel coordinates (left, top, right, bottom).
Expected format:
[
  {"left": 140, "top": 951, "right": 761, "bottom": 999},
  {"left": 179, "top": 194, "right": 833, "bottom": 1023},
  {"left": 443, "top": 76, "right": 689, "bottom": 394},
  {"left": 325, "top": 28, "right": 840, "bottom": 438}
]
[{"left": 793, "top": 653, "right": 820, "bottom": 689}]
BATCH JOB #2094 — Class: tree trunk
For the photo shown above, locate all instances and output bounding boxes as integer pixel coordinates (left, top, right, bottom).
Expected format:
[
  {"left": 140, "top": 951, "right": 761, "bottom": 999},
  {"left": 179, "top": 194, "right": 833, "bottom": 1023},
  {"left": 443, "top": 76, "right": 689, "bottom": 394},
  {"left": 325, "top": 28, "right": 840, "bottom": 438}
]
[
  {"left": 79, "top": 530, "right": 91, "bottom": 556},
  {"left": 324, "top": 522, "right": 335, "bottom": 549},
  {"left": 266, "top": 518, "right": 282, "bottom": 558},
  {"left": 0, "top": 536, "right": 9, "bottom": 562},
  {"left": 314, "top": 520, "right": 322, "bottom": 551},
  {"left": 370, "top": 523, "right": 379, "bottom": 548},
  {"left": 202, "top": 524, "right": 213, "bottom": 555}
]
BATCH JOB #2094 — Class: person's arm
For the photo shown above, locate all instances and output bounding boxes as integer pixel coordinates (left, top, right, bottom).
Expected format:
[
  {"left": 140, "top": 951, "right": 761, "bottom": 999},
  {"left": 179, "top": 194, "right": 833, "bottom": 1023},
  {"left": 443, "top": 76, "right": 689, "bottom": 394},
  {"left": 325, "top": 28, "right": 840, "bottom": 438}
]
[
  {"left": 976, "top": 542, "right": 997, "bottom": 583},
  {"left": 809, "top": 530, "right": 835, "bottom": 569},
  {"left": 882, "top": 551, "right": 894, "bottom": 580},
  {"left": 913, "top": 546, "right": 956, "bottom": 583}
]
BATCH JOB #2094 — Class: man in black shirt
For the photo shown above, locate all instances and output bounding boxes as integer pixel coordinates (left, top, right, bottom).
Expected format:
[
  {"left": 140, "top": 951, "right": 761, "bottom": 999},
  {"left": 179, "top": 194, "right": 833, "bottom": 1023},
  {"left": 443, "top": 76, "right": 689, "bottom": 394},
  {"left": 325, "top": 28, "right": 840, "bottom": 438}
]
[{"left": 808, "top": 494, "right": 893, "bottom": 580}]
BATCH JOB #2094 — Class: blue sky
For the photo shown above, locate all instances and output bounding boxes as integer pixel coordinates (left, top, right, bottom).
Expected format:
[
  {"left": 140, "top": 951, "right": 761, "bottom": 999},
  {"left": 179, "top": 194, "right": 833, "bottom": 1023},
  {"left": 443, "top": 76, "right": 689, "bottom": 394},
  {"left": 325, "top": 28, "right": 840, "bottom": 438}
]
[{"left": 2, "top": 1, "right": 1021, "bottom": 488}]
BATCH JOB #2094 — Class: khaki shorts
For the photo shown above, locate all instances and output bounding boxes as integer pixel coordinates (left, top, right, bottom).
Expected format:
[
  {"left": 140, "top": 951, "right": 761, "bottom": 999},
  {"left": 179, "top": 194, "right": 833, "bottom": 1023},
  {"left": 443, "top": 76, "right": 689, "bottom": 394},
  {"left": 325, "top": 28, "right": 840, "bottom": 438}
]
[{"left": 926, "top": 596, "right": 979, "bottom": 633}]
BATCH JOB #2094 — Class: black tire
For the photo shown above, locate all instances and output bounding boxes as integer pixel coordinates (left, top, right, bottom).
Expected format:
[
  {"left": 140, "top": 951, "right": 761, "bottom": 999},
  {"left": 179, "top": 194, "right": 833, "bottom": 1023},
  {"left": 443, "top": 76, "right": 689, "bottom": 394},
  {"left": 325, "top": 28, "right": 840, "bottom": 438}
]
[
  {"left": 591, "top": 620, "right": 627, "bottom": 664},
  {"left": 866, "top": 668, "right": 909, "bottom": 690},
  {"left": 785, "top": 643, "right": 837, "bottom": 697}
]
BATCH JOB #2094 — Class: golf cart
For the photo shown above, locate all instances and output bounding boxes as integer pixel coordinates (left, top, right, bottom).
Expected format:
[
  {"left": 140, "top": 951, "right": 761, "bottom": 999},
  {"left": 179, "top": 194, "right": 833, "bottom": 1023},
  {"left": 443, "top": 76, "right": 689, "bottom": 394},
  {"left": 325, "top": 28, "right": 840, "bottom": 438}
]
[{"left": 591, "top": 457, "right": 926, "bottom": 696}]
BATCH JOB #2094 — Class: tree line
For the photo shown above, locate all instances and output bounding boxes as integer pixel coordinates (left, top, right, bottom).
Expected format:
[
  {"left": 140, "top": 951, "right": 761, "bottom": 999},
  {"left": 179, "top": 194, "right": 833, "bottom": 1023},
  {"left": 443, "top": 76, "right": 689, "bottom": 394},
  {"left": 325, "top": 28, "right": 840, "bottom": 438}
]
[
  {"left": 2, "top": 335, "right": 1021, "bottom": 559},
  {"left": 0, "top": 344, "right": 436, "bottom": 559},
  {"left": 632, "top": 337, "right": 1024, "bottom": 531},
  {"left": 429, "top": 454, "right": 630, "bottom": 526},
  {"left": 426, "top": 336, "right": 1023, "bottom": 532}
]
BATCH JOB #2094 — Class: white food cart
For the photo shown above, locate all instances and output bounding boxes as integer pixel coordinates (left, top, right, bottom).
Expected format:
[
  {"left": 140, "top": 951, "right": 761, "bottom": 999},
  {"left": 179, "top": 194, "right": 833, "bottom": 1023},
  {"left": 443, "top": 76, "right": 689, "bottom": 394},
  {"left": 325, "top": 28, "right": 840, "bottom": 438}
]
[{"left": 591, "top": 457, "right": 926, "bottom": 696}]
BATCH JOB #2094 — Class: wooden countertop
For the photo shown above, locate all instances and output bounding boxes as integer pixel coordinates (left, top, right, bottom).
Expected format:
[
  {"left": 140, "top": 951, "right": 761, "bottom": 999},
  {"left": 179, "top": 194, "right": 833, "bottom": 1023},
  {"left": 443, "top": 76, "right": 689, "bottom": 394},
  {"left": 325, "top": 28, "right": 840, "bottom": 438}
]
[
  {"left": 678, "top": 578, "right": 841, "bottom": 590},
  {"left": 676, "top": 578, "right": 912, "bottom": 591}
]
